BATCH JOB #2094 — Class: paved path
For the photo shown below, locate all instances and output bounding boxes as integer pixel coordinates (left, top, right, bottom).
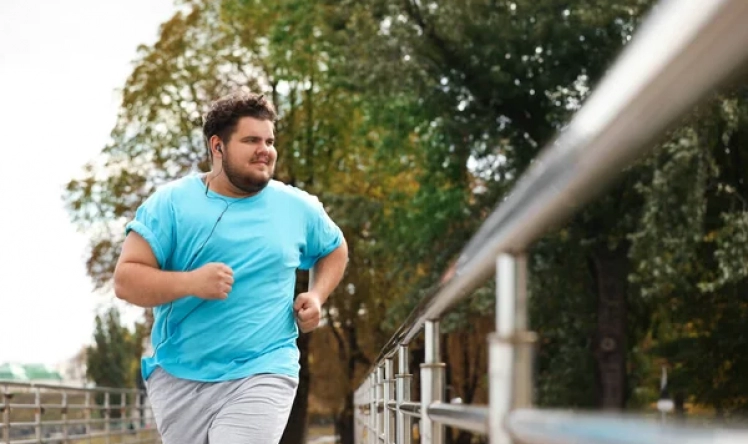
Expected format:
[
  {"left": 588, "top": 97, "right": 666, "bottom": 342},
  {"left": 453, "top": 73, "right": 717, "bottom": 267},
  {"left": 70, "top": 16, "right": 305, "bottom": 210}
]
[{"left": 308, "top": 436, "right": 336, "bottom": 444}]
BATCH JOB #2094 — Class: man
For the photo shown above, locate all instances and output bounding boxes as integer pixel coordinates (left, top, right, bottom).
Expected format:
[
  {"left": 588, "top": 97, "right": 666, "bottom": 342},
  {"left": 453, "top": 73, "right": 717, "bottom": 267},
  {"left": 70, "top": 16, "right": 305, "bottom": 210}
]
[{"left": 113, "top": 91, "right": 348, "bottom": 444}]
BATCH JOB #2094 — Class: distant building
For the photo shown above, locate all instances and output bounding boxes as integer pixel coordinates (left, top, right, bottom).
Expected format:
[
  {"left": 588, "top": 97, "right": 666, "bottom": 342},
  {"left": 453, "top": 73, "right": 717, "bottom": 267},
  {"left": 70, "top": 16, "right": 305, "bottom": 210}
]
[{"left": 0, "top": 362, "right": 64, "bottom": 385}]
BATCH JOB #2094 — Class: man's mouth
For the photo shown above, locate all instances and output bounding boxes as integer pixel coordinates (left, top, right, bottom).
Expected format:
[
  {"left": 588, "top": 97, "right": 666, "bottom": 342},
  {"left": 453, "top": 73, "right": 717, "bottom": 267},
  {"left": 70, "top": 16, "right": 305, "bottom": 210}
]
[{"left": 252, "top": 158, "right": 269, "bottom": 165}]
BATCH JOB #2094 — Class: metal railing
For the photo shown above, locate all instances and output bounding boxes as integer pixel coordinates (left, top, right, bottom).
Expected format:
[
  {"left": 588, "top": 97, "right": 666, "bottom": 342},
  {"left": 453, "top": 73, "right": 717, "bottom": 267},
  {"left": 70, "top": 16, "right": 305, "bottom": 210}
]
[
  {"left": 353, "top": 0, "right": 748, "bottom": 444},
  {"left": 1, "top": 380, "right": 160, "bottom": 444}
]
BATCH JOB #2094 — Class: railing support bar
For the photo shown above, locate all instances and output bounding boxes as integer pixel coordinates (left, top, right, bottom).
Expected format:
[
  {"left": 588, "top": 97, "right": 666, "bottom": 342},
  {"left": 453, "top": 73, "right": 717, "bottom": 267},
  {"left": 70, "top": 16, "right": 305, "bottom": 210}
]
[
  {"left": 62, "top": 391, "right": 69, "bottom": 442},
  {"left": 105, "top": 391, "right": 111, "bottom": 444},
  {"left": 396, "top": 345, "right": 412, "bottom": 444},
  {"left": 369, "top": 373, "right": 377, "bottom": 444},
  {"left": 85, "top": 391, "right": 91, "bottom": 436},
  {"left": 34, "top": 388, "right": 41, "bottom": 444},
  {"left": 377, "top": 365, "right": 385, "bottom": 441},
  {"left": 490, "top": 253, "right": 536, "bottom": 444},
  {"left": 421, "top": 320, "right": 445, "bottom": 444},
  {"left": 3, "top": 384, "right": 10, "bottom": 444},
  {"left": 384, "top": 358, "right": 395, "bottom": 444}
]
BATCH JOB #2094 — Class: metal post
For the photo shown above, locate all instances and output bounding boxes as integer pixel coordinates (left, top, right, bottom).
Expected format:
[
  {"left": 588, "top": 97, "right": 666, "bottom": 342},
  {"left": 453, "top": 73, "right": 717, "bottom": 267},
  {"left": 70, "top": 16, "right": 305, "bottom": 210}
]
[
  {"left": 369, "top": 373, "right": 376, "bottom": 444},
  {"left": 384, "top": 358, "right": 395, "bottom": 444},
  {"left": 511, "top": 254, "right": 534, "bottom": 408},
  {"left": 354, "top": 388, "right": 360, "bottom": 444},
  {"left": 84, "top": 392, "right": 91, "bottom": 436},
  {"left": 135, "top": 389, "right": 140, "bottom": 430},
  {"left": 489, "top": 254, "right": 535, "bottom": 444},
  {"left": 421, "top": 320, "right": 445, "bottom": 444},
  {"left": 104, "top": 391, "right": 111, "bottom": 444},
  {"left": 122, "top": 391, "right": 128, "bottom": 435},
  {"left": 376, "top": 365, "right": 385, "bottom": 442},
  {"left": 3, "top": 384, "right": 10, "bottom": 444},
  {"left": 396, "top": 345, "right": 412, "bottom": 444},
  {"left": 34, "top": 388, "right": 41, "bottom": 443},
  {"left": 61, "top": 391, "right": 69, "bottom": 442}
]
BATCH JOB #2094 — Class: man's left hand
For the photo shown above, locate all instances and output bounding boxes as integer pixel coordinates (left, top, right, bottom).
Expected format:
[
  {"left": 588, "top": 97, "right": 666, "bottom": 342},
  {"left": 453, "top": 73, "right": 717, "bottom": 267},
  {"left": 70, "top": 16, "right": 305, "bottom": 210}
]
[{"left": 294, "top": 291, "right": 323, "bottom": 333}]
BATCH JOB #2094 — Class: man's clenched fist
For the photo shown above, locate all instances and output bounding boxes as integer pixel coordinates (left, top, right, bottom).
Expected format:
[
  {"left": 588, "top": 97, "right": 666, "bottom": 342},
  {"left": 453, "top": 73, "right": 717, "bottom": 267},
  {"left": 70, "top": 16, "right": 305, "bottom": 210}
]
[
  {"left": 188, "top": 262, "right": 234, "bottom": 300},
  {"left": 294, "top": 291, "right": 322, "bottom": 333}
]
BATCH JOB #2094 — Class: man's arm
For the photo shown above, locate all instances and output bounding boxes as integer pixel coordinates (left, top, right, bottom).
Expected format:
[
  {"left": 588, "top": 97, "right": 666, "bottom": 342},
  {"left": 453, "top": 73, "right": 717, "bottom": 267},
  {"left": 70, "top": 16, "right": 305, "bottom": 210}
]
[
  {"left": 113, "top": 232, "right": 233, "bottom": 308},
  {"left": 294, "top": 238, "right": 348, "bottom": 332},
  {"left": 310, "top": 239, "right": 349, "bottom": 303},
  {"left": 113, "top": 232, "right": 195, "bottom": 307}
]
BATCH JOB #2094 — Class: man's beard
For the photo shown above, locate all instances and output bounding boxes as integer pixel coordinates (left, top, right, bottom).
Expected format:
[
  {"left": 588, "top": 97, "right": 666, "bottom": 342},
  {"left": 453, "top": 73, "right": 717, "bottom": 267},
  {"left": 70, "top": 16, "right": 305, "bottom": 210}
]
[{"left": 222, "top": 155, "right": 273, "bottom": 195}]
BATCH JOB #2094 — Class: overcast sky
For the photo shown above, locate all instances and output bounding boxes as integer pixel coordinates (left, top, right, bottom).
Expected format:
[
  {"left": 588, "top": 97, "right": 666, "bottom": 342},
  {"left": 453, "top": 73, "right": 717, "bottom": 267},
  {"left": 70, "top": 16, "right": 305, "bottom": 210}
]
[{"left": 0, "top": 0, "right": 176, "bottom": 368}]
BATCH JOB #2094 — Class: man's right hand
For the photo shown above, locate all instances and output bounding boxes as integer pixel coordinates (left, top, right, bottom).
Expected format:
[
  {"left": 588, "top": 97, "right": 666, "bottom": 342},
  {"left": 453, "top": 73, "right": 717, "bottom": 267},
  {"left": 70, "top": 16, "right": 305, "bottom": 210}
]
[{"left": 188, "top": 262, "right": 234, "bottom": 300}]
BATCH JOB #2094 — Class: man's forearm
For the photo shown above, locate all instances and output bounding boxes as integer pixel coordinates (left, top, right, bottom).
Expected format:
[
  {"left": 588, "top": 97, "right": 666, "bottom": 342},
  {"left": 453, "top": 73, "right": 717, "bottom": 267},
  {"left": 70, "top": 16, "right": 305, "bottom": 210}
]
[
  {"left": 114, "top": 262, "right": 194, "bottom": 308},
  {"left": 310, "top": 241, "right": 349, "bottom": 303}
]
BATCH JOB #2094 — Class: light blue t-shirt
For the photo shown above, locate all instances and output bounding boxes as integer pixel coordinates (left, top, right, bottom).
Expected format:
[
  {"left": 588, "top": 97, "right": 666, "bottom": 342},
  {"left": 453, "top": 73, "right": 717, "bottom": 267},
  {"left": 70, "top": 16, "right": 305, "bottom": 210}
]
[{"left": 125, "top": 173, "right": 343, "bottom": 383}]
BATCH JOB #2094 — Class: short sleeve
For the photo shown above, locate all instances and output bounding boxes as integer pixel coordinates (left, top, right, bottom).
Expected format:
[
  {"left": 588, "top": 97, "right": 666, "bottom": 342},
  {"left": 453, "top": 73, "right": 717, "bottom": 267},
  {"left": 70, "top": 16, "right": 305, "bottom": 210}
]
[
  {"left": 299, "top": 197, "right": 343, "bottom": 270},
  {"left": 124, "top": 189, "right": 175, "bottom": 269}
]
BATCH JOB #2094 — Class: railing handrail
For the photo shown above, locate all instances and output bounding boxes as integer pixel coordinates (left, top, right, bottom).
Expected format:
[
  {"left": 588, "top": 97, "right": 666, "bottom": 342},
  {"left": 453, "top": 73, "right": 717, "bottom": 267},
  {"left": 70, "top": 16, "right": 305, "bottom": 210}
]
[
  {"left": 506, "top": 409, "right": 748, "bottom": 444},
  {"left": 0, "top": 379, "right": 144, "bottom": 394},
  {"left": 370, "top": 0, "right": 748, "bottom": 370}
]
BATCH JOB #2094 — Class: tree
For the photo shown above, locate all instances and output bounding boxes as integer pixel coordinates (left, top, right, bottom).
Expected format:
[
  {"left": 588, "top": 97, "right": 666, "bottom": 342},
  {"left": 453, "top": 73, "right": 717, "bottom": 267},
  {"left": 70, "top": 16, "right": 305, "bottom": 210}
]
[
  {"left": 629, "top": 89, "right": 748, "bottom": 416},
  {"left": 334, "top": 0, "right": 657, "bottom": 409},
  {"left": 87, "top": 307, "right": 142, "bottom": 418}
]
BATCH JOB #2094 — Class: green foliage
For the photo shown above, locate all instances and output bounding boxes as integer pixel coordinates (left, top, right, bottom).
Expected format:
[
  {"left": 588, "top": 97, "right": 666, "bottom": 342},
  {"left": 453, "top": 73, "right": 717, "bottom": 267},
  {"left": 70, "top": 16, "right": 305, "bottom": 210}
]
[
  {"left": 629, "top": 126, "right": 711, "bottom": 298},
  {"left": 335, "top": 0, "right": 655, "bottom": 294},
  {"left": 87, "top": 307, "right": 143, "bottom": 418},
  {"left": 627, "top": 90, "right": 748, "bottom": 414},
  {"left": 530, "top": 232, "right": 598, "bottom": 407},
  {"left": 709, "top": 212, "right": 748, "bottom": 289}
]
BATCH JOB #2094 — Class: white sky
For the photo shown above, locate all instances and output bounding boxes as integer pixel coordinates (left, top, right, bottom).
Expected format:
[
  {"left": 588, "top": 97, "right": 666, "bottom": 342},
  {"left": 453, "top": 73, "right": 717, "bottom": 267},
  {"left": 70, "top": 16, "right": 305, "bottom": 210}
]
[{"left": 0, "top": 0, "right": 176, "bottom": 368}]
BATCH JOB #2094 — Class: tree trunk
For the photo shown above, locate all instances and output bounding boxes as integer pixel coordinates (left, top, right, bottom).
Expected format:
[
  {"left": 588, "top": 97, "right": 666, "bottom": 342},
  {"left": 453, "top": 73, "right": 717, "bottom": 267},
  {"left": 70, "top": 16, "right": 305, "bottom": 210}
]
[
  {"left": 281, "top": 270, "right": 312, "bottom": 444},
  {"left": 337, "top": 394, "right": 355, "bottom": 444},
  {"left": 454, "top": 331, "right": 475, "bottom": 444},
  {"left": 674, "top": 392, "right": 686, "bottom": 418},
  {"left": 337, "top": 315, "right": 372, "bottom": 444},
  {"left": 590, "top": 246, "right": 629, "bottom": 410},
  {"left": 280, "top": 333, "right": 311, "bottom": 444},
  {"left": 336, "top": 326, "right": 356, "bottom": 444}
]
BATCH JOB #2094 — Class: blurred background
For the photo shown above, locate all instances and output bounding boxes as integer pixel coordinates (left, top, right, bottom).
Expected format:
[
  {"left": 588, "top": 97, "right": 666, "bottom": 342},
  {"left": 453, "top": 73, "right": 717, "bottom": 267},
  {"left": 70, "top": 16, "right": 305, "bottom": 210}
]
[{"left": 1, "top": 1, "right": 747, "bottom": 443}]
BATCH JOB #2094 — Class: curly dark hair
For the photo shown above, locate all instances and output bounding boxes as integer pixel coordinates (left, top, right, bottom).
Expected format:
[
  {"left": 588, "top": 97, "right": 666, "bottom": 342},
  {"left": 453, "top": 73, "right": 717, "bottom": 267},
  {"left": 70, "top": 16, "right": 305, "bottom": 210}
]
[{"left": 202, "top": 91, "right": 277, "bottom": 157}]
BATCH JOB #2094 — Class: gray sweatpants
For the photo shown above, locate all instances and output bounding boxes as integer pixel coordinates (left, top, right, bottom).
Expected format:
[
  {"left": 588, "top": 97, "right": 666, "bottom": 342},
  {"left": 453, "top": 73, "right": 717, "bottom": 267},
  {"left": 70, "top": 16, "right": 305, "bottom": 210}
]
[{"left": 145, "top": 367, "right": 298, "bottom": 444}]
